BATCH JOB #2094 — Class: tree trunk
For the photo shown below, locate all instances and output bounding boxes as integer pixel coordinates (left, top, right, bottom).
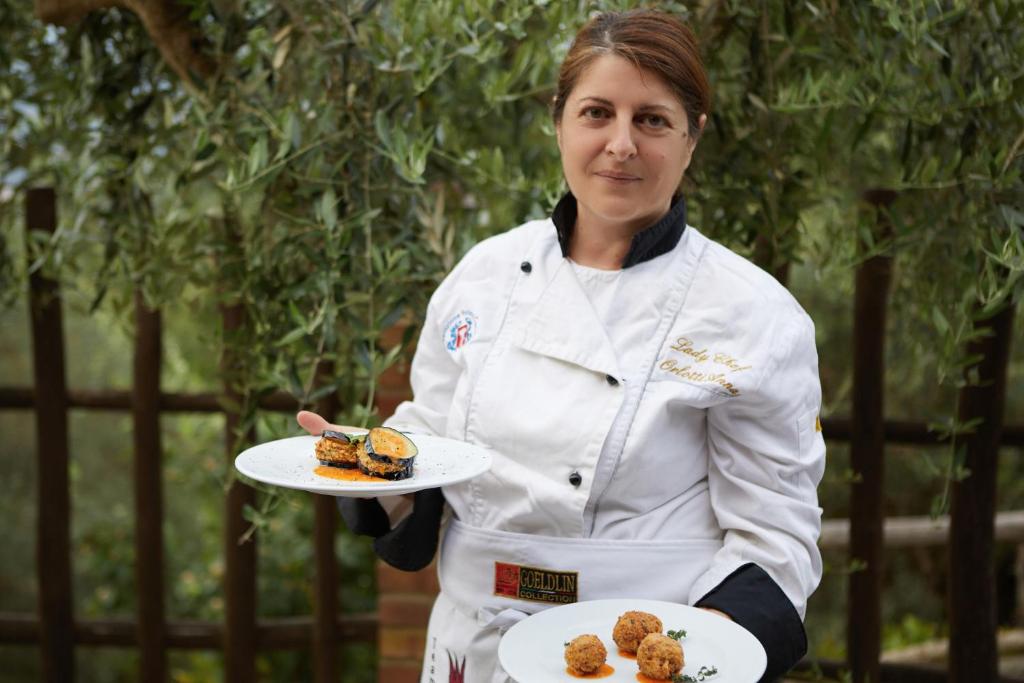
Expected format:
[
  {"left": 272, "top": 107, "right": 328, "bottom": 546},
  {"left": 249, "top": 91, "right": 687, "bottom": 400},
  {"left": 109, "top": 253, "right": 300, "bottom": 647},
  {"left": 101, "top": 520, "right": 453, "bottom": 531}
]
[{"left": 34, "top": 0, "right": 215, "bottom": 89}]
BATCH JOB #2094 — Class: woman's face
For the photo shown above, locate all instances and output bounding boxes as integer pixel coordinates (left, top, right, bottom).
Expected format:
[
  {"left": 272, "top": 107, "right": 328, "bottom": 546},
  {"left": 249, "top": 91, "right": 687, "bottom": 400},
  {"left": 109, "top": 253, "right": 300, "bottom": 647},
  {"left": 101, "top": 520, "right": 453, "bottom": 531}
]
[{"left": 556, "top": 54, "right": 703, "bottom": 236}]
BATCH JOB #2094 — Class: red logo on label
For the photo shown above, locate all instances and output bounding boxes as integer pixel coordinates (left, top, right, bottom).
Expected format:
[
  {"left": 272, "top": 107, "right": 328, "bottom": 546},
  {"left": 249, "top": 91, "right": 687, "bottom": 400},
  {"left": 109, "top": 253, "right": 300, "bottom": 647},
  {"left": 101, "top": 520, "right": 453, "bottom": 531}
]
[{"left": 494, "top": 562, "right": 521, "bottom": 598}]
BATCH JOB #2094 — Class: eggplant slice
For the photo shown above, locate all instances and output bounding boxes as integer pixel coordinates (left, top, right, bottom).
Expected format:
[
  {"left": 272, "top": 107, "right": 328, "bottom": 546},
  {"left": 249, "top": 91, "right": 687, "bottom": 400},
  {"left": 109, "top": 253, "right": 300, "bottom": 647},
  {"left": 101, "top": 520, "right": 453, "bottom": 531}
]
[{"left": 357, "top": 427, "right": 418, "bottom": 480}]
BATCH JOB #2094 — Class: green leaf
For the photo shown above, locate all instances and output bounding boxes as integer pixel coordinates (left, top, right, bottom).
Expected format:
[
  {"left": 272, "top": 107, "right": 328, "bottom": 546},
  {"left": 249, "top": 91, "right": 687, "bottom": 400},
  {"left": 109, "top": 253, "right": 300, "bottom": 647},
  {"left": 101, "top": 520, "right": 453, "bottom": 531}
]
[
  {"left": 320, "top": 188, "right": 338, "bottom": 231},
  {"left": 80, "top": 34, "right": 94, "bottom": 82},
  {"left": 931, "top": 307, "right": 949, "bottom": 335},
  {"left": 247, "top": 137, "right": 268, "bottom": 177},
  {"left": 195, "top": 142, "right": 217, "bottom": 161},
  {"left": 308, "top": 382, "right": 340, "bottom": 402},
  {"left": 374, "top": 111, "right": 393, "bottom": 151},
  {"left": 747, "top": 93, "right": 769, "bottom": 112},
  {"left": 285, "top": 110, "right": 301, "bottom": 154},
  {"left": 275, "top": 326, "right": 307, "bottom": 347}
]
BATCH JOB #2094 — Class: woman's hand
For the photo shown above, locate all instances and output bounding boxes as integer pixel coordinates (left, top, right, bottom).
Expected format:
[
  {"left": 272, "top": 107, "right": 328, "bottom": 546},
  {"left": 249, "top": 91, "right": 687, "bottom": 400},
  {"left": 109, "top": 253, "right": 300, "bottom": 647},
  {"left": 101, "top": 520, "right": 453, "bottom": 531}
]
[{"left": 296, "top": 410, "right": 363, "bottom": 436}]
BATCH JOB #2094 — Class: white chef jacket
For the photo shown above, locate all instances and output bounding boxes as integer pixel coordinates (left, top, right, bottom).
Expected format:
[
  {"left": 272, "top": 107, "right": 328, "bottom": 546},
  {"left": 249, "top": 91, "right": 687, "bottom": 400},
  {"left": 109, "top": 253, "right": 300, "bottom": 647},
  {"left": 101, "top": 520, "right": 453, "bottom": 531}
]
[{"left": 367, "top": 198, "right": 826, "bottom": 682}]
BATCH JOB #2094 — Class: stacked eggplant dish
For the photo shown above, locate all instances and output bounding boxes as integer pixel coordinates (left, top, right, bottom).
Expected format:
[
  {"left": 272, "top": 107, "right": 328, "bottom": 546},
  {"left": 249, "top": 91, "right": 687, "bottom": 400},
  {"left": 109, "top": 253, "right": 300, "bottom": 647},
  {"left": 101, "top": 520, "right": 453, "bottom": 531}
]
[{"left": 315, "top": 427, "right": 418, "bottom": 480}]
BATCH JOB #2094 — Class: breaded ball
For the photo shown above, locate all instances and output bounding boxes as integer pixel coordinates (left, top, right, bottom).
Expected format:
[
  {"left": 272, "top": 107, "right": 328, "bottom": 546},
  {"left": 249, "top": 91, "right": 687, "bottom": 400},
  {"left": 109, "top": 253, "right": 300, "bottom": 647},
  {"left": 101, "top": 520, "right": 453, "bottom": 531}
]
[
  {"left": 612, "top": 610, "right": 663, "bottom": 653},
  {"left": 564, "top": 634, "right": 607, "bottom": 674},
  {"left": 636, "top": 633, "right": 684, "bottom": 680}
]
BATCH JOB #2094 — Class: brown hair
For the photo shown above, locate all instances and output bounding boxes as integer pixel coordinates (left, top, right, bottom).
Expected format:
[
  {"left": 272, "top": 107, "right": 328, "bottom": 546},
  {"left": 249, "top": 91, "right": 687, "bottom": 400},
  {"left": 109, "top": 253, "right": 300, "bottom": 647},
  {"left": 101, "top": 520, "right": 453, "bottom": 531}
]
[{"left": 551, "top": 9, "right": 711, "bottom": 139}]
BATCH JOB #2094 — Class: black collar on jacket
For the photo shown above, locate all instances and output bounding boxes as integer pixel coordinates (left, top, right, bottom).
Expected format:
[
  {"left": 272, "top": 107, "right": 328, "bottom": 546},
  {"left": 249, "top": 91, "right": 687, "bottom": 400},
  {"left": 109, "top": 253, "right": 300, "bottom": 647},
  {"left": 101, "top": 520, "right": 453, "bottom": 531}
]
[{"left": 551, "top": 191, "right": 688, "bottom": 269}]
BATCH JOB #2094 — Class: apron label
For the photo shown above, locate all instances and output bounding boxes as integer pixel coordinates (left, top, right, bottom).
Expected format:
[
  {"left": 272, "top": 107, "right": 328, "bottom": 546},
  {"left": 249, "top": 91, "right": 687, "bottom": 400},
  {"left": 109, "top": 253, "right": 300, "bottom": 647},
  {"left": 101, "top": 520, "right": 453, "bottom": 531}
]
[{"left": 494, "top": 561, "right": 578, "bottom": 604}]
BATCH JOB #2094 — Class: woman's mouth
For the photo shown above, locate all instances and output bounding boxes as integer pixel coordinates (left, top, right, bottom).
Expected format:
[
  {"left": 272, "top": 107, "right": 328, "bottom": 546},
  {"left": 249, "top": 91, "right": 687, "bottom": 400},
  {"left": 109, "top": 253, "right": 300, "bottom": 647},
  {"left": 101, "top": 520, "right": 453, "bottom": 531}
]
[{"left": 595, "top": 170, "right": 641, "bottom": 183}]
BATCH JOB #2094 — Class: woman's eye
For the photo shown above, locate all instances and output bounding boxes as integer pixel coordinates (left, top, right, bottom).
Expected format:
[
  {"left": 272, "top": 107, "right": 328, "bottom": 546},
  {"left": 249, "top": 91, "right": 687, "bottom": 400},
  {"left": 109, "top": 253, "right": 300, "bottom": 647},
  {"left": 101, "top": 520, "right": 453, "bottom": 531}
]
[
  {"left": 640, "top": 114, "right": 667, "bottom": 128},
  {"left": 582, "top": 107, "right": 608, "bottom": 120}
]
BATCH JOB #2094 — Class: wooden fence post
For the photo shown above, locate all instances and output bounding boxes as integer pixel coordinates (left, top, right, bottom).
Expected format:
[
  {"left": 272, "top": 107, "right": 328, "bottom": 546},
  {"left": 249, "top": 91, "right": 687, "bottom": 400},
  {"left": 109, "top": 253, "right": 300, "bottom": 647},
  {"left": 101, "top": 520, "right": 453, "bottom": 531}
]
[
  {"left": 133, "top": 292, "right": 166, "bottom": 681},
  {"left": 313, "top": 361, "right": 340, "bottom": 683},
  {"left": 222, "top": 302, "right": 257, "bottom": 682},
  {"left": 949, "top": 299, "right": 1016, "bottom": 683},
  {"left": 1017, "top": 543, "right": 1024, "bottom": 626},
  {"left": 26, "top": 187, "right": 75, "bottom": 683},
  {"left": 848, "top": 189, "right": 896, "bottom": 683}
]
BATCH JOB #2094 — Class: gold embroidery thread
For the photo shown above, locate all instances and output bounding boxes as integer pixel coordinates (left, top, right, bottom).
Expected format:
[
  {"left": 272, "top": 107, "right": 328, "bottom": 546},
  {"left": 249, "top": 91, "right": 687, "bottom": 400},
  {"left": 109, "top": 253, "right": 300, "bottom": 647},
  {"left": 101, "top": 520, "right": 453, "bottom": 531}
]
[{"left": 661, "top": 337, "right": 752, "bottom": 396}]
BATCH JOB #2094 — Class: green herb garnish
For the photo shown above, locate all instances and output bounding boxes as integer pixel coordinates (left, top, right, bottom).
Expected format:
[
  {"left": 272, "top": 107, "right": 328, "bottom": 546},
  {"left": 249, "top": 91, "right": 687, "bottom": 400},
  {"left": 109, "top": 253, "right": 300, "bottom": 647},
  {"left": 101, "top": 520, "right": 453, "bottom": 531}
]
[
  {"left": 674, "top": 665, "right": 719, "bottom": 682},
  {"left": 667, "top": 628, "right": 687, "bottom": 640}
]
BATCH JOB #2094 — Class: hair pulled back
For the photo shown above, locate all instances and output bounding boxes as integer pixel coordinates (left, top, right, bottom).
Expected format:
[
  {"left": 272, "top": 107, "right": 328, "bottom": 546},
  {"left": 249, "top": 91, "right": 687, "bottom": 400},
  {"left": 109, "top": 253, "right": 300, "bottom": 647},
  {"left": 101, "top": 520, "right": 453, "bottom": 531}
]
[{"left": 552, "top": 10, "right": 711, "bottom": 139}]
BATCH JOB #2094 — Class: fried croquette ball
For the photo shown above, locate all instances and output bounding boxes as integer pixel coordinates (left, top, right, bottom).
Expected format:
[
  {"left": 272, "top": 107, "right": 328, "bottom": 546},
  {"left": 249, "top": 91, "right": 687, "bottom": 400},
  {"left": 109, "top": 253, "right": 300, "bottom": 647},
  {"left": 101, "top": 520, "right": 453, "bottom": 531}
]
[
  {"left": 612, "top": 610, "right": 663, "bottom": 653},
  {"left": 564, "top": 634, "right": 607, "bottom": 674},
  {"left": 636, "top": 633, "right": 684, "bottom": 680}
]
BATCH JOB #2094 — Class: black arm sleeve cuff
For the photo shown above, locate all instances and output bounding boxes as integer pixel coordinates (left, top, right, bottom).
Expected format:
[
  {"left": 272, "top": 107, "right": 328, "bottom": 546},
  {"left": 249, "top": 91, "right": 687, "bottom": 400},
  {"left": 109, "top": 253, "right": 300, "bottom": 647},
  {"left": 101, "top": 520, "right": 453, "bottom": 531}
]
[
  {"left": 336, "top": 497, "right": 392, "bottom": 538},
  {"left": 694, "top": 563, "right": 808, "bottom": 683},
  {"left": 336, "top": 488, "right": 446, "bottom": 572}
]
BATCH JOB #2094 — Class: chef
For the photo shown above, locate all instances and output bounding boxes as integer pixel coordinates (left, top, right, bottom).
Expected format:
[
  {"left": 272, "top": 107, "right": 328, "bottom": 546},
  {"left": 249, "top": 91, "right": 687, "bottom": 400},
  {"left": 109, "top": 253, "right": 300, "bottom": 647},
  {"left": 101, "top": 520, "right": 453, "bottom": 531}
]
[{"left": 299, "top": 9, "right": 825, "bottom": 683}]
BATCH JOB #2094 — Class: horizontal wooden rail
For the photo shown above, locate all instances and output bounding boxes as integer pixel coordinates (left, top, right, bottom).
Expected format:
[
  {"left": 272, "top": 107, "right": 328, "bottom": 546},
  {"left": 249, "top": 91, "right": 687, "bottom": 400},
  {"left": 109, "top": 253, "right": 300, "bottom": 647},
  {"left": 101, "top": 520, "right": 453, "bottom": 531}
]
[
  {"left": 0, "top": 613, "right": 376, "bottom": 649},
  {"left": 882, "top": 628, "right": 1024, "bottom": 665},
  {"left": 2, "top": 386, "right": 1022, "bottom": 446},
  {"left": 820, "top": 510, "right": 1024, "bottom": 550},
  {"left": 822, "top": 417, "right": 1024, "bottom": 447},
  {"left": 0, "top": 387, "right": 300, "bottom": 413}
]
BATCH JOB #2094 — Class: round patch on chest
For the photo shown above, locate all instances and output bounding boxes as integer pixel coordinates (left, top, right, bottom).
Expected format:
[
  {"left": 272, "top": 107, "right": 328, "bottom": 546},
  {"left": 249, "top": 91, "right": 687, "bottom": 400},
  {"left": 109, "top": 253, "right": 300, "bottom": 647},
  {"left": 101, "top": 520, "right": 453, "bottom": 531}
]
[{"left": 444, "top": 310, "right": 478, "bottom": 352}]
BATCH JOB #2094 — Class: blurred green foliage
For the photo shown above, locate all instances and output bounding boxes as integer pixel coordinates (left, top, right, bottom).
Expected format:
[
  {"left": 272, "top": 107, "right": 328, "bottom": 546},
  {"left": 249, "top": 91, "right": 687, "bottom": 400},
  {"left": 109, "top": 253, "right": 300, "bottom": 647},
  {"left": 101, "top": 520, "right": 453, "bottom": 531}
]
[{"left": 1, "top": 0, "right": 1023, "bottom": 681}]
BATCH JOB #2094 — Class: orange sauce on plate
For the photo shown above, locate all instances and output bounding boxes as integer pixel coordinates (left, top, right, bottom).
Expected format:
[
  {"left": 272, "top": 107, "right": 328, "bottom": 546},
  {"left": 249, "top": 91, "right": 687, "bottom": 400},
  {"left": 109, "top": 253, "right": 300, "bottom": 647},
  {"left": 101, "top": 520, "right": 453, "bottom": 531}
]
[
  {"left": 618, "top": 649, "right": 637, "bottom": 660},
  {"left": 314, "top": 466, "right": 387, "bottom": 482},
  {"left": 566, "top": 664, "right": 615, "bottom": 678}
]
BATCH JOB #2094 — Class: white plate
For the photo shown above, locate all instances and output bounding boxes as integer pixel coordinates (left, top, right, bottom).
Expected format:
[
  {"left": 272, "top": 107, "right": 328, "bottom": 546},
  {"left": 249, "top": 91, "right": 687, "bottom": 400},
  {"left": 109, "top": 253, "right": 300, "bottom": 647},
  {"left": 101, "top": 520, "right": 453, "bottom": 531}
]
[
  {"left": 499, "top": 598, "right": 766, "bottom": 683},
  {"left": 234, "top": 433, "right": 492, "bottom": 498}
]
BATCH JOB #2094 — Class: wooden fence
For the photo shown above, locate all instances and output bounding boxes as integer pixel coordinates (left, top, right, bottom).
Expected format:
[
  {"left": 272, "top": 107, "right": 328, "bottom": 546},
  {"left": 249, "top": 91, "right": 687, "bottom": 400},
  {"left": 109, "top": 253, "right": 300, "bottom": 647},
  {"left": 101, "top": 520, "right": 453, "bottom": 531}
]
[{"left": 1, "top": 187, "right": 1022, "bottom": 683}]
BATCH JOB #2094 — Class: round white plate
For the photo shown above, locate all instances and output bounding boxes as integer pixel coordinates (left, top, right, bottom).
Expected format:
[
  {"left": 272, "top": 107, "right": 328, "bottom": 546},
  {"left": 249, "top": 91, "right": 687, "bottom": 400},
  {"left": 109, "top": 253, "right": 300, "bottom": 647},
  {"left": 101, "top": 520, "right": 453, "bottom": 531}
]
[
  {"left": 499, "top": 598, "right": 766, "bottom": 683},
  {"left": 234, "top": 433, "right": 492, "bottom": 498}
]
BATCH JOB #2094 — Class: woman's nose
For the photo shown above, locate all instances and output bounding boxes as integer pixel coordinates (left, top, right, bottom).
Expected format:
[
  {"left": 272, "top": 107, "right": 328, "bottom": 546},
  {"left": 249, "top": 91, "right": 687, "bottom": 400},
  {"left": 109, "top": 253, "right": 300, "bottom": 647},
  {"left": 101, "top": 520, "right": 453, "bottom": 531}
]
[{"left": 605, "top": 119, "right": 637, "bottom": 159}]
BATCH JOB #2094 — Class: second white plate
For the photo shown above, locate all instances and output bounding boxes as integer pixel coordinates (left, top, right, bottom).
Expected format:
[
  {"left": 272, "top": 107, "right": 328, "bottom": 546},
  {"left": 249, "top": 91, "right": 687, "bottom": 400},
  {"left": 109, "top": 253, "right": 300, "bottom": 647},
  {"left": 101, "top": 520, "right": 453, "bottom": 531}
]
[{"left": 499, "top": 598, "right": 766, "bottom": 683}]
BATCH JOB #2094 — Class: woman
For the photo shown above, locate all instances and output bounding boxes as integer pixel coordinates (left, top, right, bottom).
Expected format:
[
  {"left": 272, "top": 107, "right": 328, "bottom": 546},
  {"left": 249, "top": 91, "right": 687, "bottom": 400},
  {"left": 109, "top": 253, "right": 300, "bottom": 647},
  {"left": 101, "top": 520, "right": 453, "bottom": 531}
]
[{"left": 299, "top": 9, "right": 825, "bottom": 682}]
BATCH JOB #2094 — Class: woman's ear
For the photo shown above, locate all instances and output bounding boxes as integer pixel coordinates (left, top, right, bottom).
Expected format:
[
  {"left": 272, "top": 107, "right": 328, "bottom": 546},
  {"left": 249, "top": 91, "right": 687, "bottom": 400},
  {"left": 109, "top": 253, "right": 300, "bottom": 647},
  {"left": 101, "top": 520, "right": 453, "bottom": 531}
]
[{"left": 689, "top": 113, "right": 708, "bottom": 150}]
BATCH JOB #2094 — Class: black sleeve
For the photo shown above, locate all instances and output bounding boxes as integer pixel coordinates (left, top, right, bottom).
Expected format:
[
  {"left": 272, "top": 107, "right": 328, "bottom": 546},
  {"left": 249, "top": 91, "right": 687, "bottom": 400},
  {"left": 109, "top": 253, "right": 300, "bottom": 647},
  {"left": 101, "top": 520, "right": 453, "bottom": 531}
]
[
  {"left": 694, "top": 563, "right": 807, "bottom": 683},
  {"left": 336, "top": 487, "right": 446, "bottom": 572},
  {"left": 336, "top": 497, "right": 392, "bottom": 537}
]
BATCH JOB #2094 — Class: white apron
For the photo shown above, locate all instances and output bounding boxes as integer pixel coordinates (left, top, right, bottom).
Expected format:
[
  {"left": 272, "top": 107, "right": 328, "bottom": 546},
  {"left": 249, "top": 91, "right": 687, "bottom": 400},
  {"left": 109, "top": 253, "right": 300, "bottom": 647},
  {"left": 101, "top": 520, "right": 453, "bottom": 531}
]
[{"left": 421, "top": 521, "right": 722, "bottom": 683}]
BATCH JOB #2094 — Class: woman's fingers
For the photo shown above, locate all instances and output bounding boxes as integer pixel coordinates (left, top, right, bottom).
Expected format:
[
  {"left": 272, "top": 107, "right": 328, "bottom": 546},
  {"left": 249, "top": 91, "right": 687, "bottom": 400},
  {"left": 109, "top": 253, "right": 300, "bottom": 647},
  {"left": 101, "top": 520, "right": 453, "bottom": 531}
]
[
  {"left": 296, "top": 410, "right": 329, "bottom": 435},
  {"left": 295, "top": 410, "right": 363, "bottom": 435}
]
